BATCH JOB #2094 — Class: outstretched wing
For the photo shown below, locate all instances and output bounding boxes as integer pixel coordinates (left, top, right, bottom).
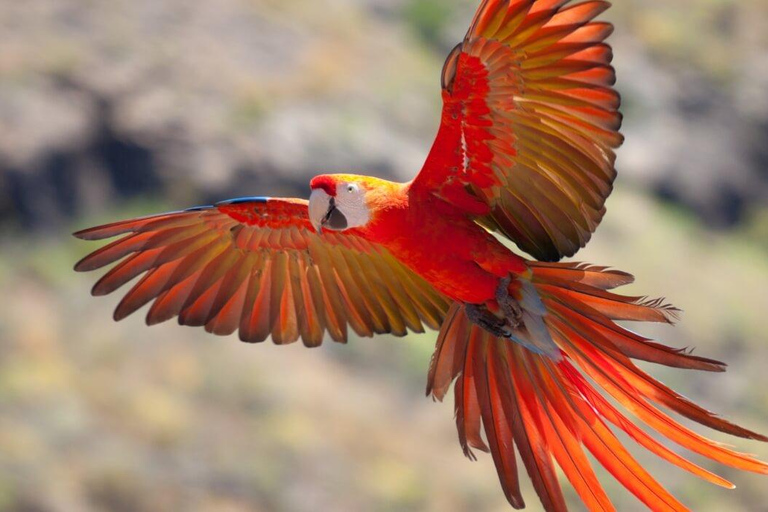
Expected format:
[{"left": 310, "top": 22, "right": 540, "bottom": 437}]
[
  {"left": 74, "top": 197, "right": 450, "bottom": 347},
  {"left": 411, "top": 0, "right": 622, "bottom": 261}
]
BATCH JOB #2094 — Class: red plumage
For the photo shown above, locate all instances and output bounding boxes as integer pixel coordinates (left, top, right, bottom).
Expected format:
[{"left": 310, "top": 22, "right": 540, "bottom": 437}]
[{"left": 73, "top": 1, "right": 767, "bottom": 510}]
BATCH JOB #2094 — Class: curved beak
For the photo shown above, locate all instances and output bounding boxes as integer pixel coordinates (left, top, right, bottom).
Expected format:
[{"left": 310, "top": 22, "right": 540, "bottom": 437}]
[
  {"left": 309, "top": 188, "right": 349, "bottom": 233},
  {"left": 309, "top": 188, "right": 331, "bottom": 233}
]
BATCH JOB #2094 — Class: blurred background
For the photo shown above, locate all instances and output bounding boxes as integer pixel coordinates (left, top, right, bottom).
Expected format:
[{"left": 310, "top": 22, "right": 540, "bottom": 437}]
[{"left": 1, "top": 0, "right": 767, "bottom": 510}]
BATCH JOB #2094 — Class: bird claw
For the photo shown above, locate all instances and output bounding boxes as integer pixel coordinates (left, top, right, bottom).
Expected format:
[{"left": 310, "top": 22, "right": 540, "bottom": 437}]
[
  {"left": 466, "top": 303, "right": 511, "bottom": 338},
  {"left": 466, "top": 276, "right": 527, "bottom": 338},
  {"left": 496, "top": 276, "right": 523, "bottom": 328}
]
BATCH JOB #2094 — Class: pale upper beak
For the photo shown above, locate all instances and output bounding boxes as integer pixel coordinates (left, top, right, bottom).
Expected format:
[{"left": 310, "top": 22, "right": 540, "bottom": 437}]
[{"left": 309, "top": 188, "right": 331, "bottom": 234}]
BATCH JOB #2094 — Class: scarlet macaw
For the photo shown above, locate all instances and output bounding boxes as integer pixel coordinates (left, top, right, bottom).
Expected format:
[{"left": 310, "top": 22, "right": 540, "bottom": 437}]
[{"left": 74, "top": 0, "right": 767, "bottom": 510}]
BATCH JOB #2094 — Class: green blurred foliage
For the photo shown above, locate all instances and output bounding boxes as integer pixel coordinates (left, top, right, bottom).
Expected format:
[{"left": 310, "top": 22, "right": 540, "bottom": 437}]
[{"left": 403, "top": 0, "right": 456, "bottom": 49}]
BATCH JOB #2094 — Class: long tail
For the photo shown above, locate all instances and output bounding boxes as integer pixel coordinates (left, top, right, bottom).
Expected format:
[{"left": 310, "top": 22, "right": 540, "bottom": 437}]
[{"left": 427, "top": 262, "right": 768, "bottom": 512}]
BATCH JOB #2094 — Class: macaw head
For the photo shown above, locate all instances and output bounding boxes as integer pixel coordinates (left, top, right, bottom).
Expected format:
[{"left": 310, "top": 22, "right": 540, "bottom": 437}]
[{"left": 308, "top": 174, "right": 374, "bottom": 233}]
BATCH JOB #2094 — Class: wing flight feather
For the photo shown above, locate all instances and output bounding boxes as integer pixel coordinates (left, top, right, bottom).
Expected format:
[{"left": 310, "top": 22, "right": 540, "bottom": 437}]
[
  {"left": 75, "top": 198, "right": 450, "bottom": 346},
  {"left": 412, "top": 0, "right": 622, "bottom": 261}
]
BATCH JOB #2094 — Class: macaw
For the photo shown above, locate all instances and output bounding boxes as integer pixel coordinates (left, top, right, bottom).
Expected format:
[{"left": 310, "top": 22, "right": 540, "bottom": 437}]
[{"left": 73, "top": 0, "right": 767, "bottom": 510}]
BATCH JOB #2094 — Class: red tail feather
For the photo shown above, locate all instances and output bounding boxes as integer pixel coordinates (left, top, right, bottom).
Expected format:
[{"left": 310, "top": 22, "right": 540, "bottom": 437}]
[{"left": 427, "top": 262, "right": 767, "bottom": 511}]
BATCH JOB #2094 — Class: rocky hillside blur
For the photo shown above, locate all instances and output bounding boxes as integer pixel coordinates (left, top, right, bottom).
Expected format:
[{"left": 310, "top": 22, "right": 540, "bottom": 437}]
[
  {"left": 1, "top": 0, "right": 767, "bottom": 233},
  {"left": 1, "top": 1, "right": 768, "bottom": 512}
]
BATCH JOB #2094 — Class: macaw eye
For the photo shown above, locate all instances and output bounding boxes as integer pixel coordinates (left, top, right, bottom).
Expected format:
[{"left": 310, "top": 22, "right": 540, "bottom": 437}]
[{"left": 346, "top": 183, "right": 359, "bottom": 194}]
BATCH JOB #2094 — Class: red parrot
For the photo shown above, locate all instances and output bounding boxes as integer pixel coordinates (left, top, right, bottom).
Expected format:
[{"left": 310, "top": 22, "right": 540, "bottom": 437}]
[{"left": 74, "top": 1, "right": 767, "bottom": 510}]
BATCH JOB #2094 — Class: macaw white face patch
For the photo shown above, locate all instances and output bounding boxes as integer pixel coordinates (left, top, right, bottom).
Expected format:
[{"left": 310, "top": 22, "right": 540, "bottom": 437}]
[
  {"left": 307, "top": 182, "right": 371, "bottom": 233},
  {"left": 333, "top": 181, "right": 370, "bottom": 229}
]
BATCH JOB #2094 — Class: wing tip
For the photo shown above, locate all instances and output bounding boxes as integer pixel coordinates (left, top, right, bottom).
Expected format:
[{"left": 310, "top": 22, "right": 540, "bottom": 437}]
[
  {"left": 506, "top": 494, "right": 526, "bottom": 510},
  {"left": 72, "top": 229, "right": 90, "bottom": 240},
  {"left": 73, "top": 226, "right": 109, "bottom": 241},
  {"left": 73, "top": 258, "right": 89, "bottom": 273},
  {"left": 113, "top": 307, "right": 128, "bottom": 322}
]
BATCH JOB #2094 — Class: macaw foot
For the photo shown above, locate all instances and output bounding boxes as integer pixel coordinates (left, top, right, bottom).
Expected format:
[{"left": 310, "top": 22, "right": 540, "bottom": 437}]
[
  {"left": 465, "top": 303, "right": 511, "bottom": 338},
  {"left": 495, "top": 276, "right": 523, "bottom": 328},
  {"left": 467, "top": 276, "right": 528, "bottom": 338}
]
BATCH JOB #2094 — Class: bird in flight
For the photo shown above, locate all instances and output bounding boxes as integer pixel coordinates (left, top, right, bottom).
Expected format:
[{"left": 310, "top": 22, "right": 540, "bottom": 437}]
[{"left": 74, "top": 0, "right": 767, "bottom": 510}]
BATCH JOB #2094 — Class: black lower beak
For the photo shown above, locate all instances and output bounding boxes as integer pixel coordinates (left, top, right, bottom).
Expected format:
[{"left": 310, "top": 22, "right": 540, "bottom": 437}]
[{"left": 321, "top": 198, "right": 348, "bottom": 231}]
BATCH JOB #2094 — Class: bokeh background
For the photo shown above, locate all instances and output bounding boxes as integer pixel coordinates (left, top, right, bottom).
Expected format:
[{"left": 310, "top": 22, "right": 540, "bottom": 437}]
[{"left": 1, "top": 0, "right": 768, "bottom": 510}]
